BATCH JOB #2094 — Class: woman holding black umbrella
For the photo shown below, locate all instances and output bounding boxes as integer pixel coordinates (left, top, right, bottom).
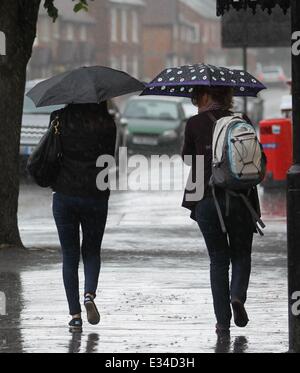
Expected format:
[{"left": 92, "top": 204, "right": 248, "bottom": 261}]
[
  {"left": 50, "top": 102, "right": 116, "bottom": 332},
  {"left": 27, "top": 66, "right": 145, "bottom": 333}
]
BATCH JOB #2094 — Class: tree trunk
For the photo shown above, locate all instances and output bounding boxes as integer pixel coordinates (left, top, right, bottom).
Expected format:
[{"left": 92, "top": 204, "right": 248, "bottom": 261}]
[{"left": 0, "top": 0, "right": 41, "bottom": 249}]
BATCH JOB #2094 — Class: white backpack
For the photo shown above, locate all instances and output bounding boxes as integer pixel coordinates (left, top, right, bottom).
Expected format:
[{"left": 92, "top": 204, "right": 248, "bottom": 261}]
[{"left": 208, "top": 113, "right": 266, "bottom": 235}]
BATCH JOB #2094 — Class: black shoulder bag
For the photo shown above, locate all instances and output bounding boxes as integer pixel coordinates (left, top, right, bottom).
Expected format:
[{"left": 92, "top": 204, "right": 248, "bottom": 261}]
[{"left": 27, "top": 115, "right": 62, "bottom": 188}]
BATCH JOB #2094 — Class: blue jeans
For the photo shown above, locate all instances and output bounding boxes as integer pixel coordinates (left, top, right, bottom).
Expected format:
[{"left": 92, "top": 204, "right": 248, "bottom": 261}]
[
  {"left": 195, "top": 195, "right": 254, "bottom": 328},
  {"left": 53, "top": 192, "right": 108, "bottom": 316}
]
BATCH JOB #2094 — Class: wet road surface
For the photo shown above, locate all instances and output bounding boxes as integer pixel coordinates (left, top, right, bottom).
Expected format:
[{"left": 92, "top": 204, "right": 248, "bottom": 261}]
[{"left": 0, "top": 174, "right": 288, "bottom": 353}]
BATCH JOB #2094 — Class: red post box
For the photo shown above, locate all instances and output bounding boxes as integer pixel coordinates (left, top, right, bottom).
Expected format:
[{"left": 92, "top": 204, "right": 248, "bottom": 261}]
[{"left": 259, "top": 118, "right": 293, "bottom": 188}]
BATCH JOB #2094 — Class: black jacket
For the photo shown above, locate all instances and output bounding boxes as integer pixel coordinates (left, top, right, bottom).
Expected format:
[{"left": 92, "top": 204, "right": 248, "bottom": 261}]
[{"left": 50, "top": 106, "right": 116, "bottom": 199}]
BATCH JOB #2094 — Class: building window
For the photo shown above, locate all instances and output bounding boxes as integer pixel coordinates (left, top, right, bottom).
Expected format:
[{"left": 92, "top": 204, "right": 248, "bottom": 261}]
[
  {"left": 53, "top": 20, "right": 60, "bottom": 40},
  {"left": 194, "top": 24, "right": 200, "bottom": 43},
  {"left": 122, "top": 54, "right": 128, "bottom": 71},
  {"left": 203, "top": 24, "right": 209, "bottom": 44},
  {"left": 213, "top": 25, "right": 219, "bottom": 44},
  {"left": 111, "top": 8, "right": 118, "bottom": 42},
  {"left": 132, "top": 10, "right": 139, "bottom": 43},
  {"left": 181, "top": 26, "right": 186, "bottom": 42},
  {"left": 190, "top": 24, "right": 200, "bottom": 44},
  {"left": 66, "top": 23, "right": 74, "bottom": 41},
  {"left": 167, "top": 54, "right": 179, "bottom": 68},
  {"left": 132, "top": 55, "right": 139, "bottom": 77},
  {"left": 79, "top": 25, "right": 88, "bottom": 42},
  {"left": 173, "top": 25, "right": 179, "bottom": 40},
  {"left": 110, "top": 56, "right": 119, "bottom": 70},
  {"left": 187, "top": 28, "right": 191, "bottom": 42},
  {"left": 39, "top": 18, "right": 51, "bottom": 43},
  {"left": 121, "top": 8, "right": 128, "bottom": 43}
]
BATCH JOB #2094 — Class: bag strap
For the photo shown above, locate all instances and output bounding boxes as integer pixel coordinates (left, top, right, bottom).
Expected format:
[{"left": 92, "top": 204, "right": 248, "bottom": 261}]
[
  {"left": 225, "top": 191, "right": 230, "bottom": 217},
  {"left": 211, "top": 185, "right": 266, "bottom": 237},
  {"left": 227, "top": 190, "right": 266, "bottom": 236},
  {"left": 207, "top": 112, "right": 217, "bottom": 124},
  {"left": 211, "top": 183, "right": 227, "bottom": 235}
]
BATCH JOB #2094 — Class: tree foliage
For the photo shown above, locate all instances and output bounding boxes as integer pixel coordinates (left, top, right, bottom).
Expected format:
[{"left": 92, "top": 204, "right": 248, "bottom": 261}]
[{"left": 44, "top": 0, "right": 94, "bottom": 22}]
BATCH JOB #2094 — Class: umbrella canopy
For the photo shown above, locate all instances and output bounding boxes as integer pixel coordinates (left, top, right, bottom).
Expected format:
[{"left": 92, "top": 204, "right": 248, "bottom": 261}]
[
  {"left": 141, "top": 64, "right": 266, "bottom": 98},
  {"left": 27, "top": 66, "right": 145, "bottom": 107}
]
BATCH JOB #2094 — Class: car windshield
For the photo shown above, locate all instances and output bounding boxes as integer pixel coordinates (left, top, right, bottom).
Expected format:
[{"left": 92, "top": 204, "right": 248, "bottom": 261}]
[
  {"left": 124, "top": 100, "right": 179, "bottom": 120},
  {"left": 262, "top": 67, "right": 281, "bottom": 74},
  {"left": 182, "top": 103, "right": 198, "bottom": 119},
  {"left": 23, "top": 95, "right": 64, "bottom": 114}
]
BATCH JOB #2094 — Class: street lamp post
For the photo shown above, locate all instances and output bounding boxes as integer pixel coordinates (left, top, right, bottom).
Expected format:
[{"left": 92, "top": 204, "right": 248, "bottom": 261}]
[
  {"left": 288, "top": 0, "right": 300, "bottom": 354},
  {"left": 217, "top": 0, "right": 300, "bottom": 353}
]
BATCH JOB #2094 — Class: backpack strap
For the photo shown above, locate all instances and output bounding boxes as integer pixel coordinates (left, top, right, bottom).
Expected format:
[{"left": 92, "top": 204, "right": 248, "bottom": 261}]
[
  {"left": 211, "top": 184, "right": 266, "bottom": 237},
  {"left": 211, "top": 183, "right": 227, "bottom": 235},
  {"left": 238, "top": 193, "right": 266, "bottom": 236},
  {"left": 227, "top": 190, "right": 266, "bottom": 236},
  {"left": 207, "top": 112, "right": 217, "bottom": 124},
  {"left": 225, "top": 191, "right": 230, "bottom": 217}
]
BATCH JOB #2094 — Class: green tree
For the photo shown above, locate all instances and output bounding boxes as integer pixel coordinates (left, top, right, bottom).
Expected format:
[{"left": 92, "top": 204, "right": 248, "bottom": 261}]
[{"left": 0, "top": 0, "right": 93, "bottom": 249}]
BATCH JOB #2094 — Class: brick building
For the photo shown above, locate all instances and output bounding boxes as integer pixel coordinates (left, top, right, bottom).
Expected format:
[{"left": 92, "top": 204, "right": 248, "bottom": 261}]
[
  {"left": 27, "top": 0, "right": 224, "bottom": 83},
  {"left": 180, "top": 0, "right": 223, "bottom": 65},
  {"left": 28, "top": 1, "right": 96, "bottom": 80},
  {"left": 142, "top": 0, "right": 224, "bottom": 80},
  {"left": 90, "top": 0, "right": 145, "bottom": 79}
]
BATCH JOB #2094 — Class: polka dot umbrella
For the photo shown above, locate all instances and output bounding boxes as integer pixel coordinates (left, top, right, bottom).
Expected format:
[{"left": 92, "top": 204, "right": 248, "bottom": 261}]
[{"left": 141, "top": 63, "right": 266, "bottom": 98}]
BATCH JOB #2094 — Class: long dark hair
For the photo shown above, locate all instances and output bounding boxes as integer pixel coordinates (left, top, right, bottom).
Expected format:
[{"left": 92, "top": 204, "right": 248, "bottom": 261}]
[{"left": 65, "top": 102, "right": 115, "bottom": 132}]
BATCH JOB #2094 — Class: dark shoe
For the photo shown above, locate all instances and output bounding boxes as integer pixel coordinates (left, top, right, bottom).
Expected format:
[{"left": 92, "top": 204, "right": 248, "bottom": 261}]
[
  {"left": 232, "top": 300, "right": 249, "bottom": 328},
  {"left": 69, "top": 318, "right": 83, "bottom": 333},
  {"left": 215, "top": 323, "right": 230, "bottom": 338},
  {"left": 215, "top": 327, "right": 231, "bottom": 353},
  {"left": 84, "top": 295, "right": 100, "bottom": 325}
]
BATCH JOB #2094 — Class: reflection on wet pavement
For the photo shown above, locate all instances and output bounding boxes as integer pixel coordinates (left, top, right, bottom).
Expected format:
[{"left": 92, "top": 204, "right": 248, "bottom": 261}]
[
  {"left": 215, "top": 336, "right": 249, "bottom": 354},
  {"left": 0, "top": 250, "right": 288, "bottom": 353},
  {"left": 68, "top": 333, "right": 100, "bottom": 354},
  {"left": 0, "top": 178, "right": 289, "bottom": 353},
  {"left": 260, "top": 189, "right": 287, "bottom": 219}
]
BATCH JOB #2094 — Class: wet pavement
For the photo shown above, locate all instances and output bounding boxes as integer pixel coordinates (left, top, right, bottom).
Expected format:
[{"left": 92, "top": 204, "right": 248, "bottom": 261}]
[{"left": 0, "top": 169, "right": 289, "bottom": 354}]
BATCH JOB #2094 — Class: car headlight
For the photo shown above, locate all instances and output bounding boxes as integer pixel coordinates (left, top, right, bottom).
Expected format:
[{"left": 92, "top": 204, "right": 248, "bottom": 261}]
[
  {"left": 120, "top": 117, "right": 128, "bottom": 126},
  {"left": 162, "top": 130, "right": 178, "bottom": 140}
]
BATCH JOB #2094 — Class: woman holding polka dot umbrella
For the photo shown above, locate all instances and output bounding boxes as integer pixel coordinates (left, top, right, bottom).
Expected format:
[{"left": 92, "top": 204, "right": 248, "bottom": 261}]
[
  {"left": 143, "top": 63, "right": 266, "bottom": 338},
  {"left": 141, "top": 63, "right": 266, "bottom": 98}
]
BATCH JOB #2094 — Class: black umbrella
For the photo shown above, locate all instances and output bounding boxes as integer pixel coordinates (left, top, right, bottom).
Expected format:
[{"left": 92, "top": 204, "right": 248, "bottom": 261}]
[
  {"left": 27, "top": 66, "right": 145, "bottom": 107},
  {"left": 141, "top": 63, "right": 266, "bottom": 98}
]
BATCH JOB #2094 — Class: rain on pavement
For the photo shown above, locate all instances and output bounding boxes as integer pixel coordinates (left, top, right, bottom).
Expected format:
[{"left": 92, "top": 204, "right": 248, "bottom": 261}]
[{"left": 0, "top": 87, "right": 289, "bottom": 354}]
